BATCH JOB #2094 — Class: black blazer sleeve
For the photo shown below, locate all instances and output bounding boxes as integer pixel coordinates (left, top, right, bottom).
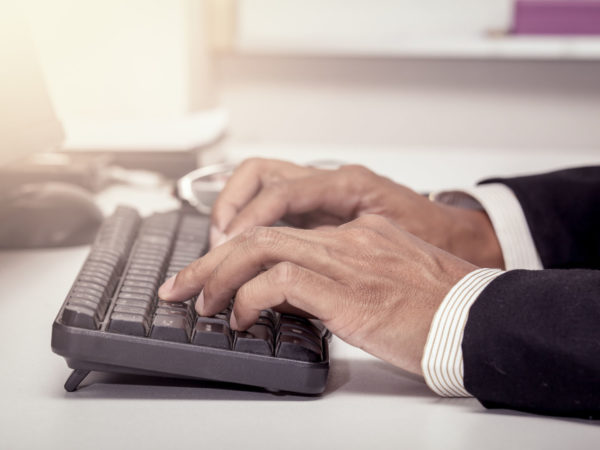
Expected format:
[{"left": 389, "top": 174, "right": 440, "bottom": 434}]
[
  {"left": 462, "top": 167, "right": 600, "bottom": 418},
  {"left": 480, "top": 166, "right": 600, "bottom": 269},
  {"left": 462, "top": 269, "right": 600, "bottom": 419}
]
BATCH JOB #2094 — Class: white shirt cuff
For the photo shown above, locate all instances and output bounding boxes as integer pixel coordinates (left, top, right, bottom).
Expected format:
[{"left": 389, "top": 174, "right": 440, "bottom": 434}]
[
  {"left": 432, "top": 183, "right": 543, "bottom": 270},
  {"left": 421, "top": 268, "right": 504, "bottom": 397}
]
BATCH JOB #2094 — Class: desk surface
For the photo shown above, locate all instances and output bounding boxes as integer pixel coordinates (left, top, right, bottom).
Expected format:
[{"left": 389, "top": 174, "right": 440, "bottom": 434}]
[{"left": 1, "top": 145, "right": 599, "bottom": 449}]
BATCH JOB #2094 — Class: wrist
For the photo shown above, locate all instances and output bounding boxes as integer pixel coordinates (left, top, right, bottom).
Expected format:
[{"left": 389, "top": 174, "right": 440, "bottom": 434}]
[
  {"left": 442, "top": 204, "right": 504, "bottom": 269},
  {"left": 373, "top": 247, "right": 477, "bottom": 376}
]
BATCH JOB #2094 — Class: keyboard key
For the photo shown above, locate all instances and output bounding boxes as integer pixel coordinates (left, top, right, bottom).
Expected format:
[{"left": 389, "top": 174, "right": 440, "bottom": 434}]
[
  {"left": 278, "top": 324, "right": 323, "bottom": 348},
  {"left": 192, "top": 320, "right": 232, "bottom": 349},
  {"left": 256, "top": 310, "right": 277, "bottom": 328},
  {"left": 79, "top": 270, "right": 111, "bottom": 285},
  {"left": 119, "top": 284, "right": 156, "bottom": 298},
  {"left": 127, "top": 267, "right": 161, "bottom": 278},
  {"left": 132, "top": 249, "right": 168, "bottom": 259},
  {"left": 278, "top": 315, "right": 319, "bottom": 335},
  {"left": 123, "top": 278, "right": 158, "bottom": 289},
  {"left": 124, "top": 273, "right": 159, "bottom": 285},
  {"left": 234, "top": 324, "right": 274, "bottom": 356},
  {"left": 108, "top": 312, "right": 149, "bottom": 336},
  {"left": 87, "top": 251, "right": 121, "bottom": 268},
  {"left": 81, "top": 261, "right": 115, "bottom": 279},
  {"left": 150, "top": 314, "right": 191, "bottom": 343},
  {"left": 155, "top": 300, "right": 192, "bottom": 315},
  {"left": 117, "top": 291, "right": 154, "bottom": 302},
  {"left": 62, "top": 304, "right": 97, "bottom": 329},
  {"left": 113, "top": 303, "right": 151, "bottom": 316},
  {"left": 196, "top": 313, "right": 230, "bottom": 328},
  {"left": 114, "top": 297, "right": 152, "bottom": 310},
  {"left": 68, "top": 290, "right": 102, "bottom": 305},
  {"left": 275, "top": 334, "right": 322, "bottom": 362},
  {"left": 72, "top": 282, "right": 105, "bottom": 297},
  {"left": 63, "top": 273, "right": 113, "bottom": 329}
]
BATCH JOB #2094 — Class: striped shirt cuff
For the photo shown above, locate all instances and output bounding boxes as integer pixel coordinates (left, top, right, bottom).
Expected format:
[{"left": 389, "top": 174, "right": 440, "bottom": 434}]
[
  {"left": 422, "top": 268, "right": 504, "bottom": 397},
  {"left": 432, "top": 184, "right": 543, "bottom": 270}
]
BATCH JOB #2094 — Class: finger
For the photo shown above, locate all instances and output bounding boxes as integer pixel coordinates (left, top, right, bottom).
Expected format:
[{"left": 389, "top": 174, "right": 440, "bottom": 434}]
[
  {"left": 224, "top": 172, "right": 359, "bottom": 238},
  {"left": 158, "top": 232, "right": 244, "bottom": 302},
  {"left": 210, "top": 159, "right": 311, "bottom": 236},
  {"left": 339, "top": 213, "right": 406, "bottom": 240},
  {"left": 209, "top": 160, "right": 264, "bottom": 245},
  {"left": 159, "top": 225, "right": 331, "bottom": 303},
  {"left": 231, "top": 262, "right": 343, "bottom": 330},
  {"left": 201, "top": 227, "right": 344, "bottom": 316}
]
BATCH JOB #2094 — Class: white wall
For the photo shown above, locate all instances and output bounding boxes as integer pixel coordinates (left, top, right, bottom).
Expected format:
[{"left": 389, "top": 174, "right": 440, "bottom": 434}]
[
  {"left": 21, "top": 0, "right": 600, "bottom": 152},
  {"left": 237, "top": 0, "right": 513, "bottom": 49},
  {"left": 217, "top": 0, "right": 600, "bottom": 152},
  {"left": 216, "top": 55, "right": 600, "bottom": 151}
]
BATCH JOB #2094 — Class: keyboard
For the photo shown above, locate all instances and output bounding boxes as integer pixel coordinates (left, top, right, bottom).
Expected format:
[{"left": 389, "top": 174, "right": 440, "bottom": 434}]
[{"left": 51, "top": 206, "right": 330, "bottom": 394}]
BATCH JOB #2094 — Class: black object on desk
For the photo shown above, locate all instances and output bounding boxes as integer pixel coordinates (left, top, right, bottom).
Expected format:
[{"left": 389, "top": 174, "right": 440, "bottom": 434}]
[
  {"left": 0, "top": 182, "right": 103, "bottom": 249},
  {"left": 51, "top": 206, "right": 330, "bottom": 394}
]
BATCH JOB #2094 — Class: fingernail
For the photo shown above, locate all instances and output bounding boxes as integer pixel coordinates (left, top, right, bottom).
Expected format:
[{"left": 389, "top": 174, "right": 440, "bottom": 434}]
[
  {"left": 196, "top": 290, "right": 205, "bottom": 315},
  {"left": 209, "top": 225, "right": 223, "bottom": 249},
  {"left": 158, "top": 274, "right": 176, "bottom": 299},
  {"left": 230, "top": 310, "right": 238, "bottom": 330}
]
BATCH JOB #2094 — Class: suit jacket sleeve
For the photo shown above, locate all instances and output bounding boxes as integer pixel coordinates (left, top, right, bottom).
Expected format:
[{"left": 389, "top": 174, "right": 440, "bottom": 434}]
[
  {"left": 462, "top": 269, "right": 600, "bottom": 419},
  {"left": 462, "top": 167, "right": 600, "bottom": 418},
  {"left": 480, "top": 166, "right": 600, "bottom": 269}
]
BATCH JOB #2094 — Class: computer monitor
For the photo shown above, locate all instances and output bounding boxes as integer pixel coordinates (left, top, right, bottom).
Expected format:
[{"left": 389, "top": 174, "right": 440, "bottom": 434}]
[{"left": 0, "top": 2, "right": 64, "bottom": 166}]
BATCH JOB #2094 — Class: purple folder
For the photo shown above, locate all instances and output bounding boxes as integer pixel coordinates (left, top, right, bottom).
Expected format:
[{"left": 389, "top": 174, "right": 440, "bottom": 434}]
[{"left": 512, "top": 0, "right": 600, "bottom": 35}]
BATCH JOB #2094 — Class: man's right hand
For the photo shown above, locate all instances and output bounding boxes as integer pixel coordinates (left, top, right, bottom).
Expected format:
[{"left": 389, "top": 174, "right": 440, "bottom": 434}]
[
  {"left": 160, "top": 214, "right": 477, "bottom": 376},
  {"left": 210, "top": 158, "right": 504, "bottom": 268}
]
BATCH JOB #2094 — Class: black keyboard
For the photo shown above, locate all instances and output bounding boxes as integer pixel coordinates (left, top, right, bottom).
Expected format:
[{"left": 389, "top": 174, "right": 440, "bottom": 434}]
[{"left": 51, "top": 206, "right": 330, "bottom": 394}]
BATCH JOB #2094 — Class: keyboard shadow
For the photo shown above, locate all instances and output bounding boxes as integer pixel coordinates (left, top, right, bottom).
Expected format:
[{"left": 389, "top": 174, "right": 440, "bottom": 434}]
[
  {"left": 65, "top": 357, "right": 433, "bottom": 401},
  {"left": 325, "top": 358, "right": 433, "bottom": 398},
  {"left": 69, "top": 372, "right": 317, "bottom": 401}
]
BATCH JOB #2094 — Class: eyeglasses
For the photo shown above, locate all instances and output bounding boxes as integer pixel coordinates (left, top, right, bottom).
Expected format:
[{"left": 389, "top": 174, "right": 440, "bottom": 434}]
[{"left": 176, "top": 159, "right": 346, "bottom": 214}]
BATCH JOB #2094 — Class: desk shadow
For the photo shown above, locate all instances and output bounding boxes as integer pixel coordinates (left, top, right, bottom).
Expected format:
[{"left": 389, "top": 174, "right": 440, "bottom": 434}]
[
  {"left": 467, "top": 403, "right": 600, "bottom": 426},
  {"left": 69, "top": 372, "right": 318, "bottom": 401},
  {"left": 63, "top": 357, "right": 433, "bottom": 401},
  {"left": 325, "top": 358, "right": 433, "bottom": 398}
]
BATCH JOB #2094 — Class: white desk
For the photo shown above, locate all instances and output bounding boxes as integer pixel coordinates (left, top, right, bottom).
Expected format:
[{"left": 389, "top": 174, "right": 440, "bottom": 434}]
[{"left": 1, "top": 145, "right": 599, "bottom": 449}]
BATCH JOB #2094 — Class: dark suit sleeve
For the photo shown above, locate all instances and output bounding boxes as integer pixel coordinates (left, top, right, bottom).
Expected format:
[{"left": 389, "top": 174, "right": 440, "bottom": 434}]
[
  {"left": 462, "top": 269, "right": 600, "bottom": 419},
  {"left": 480, "top": 166, "right": 600, "bottom": 269},
  {"left": 462, "top": 167, "right": 600, "bottom": 418}
]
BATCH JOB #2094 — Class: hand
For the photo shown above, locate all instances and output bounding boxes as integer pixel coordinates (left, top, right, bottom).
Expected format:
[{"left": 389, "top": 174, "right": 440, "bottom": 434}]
[
  {"left": 210, "top": 158, "right": 504, "bottom": 268},
  {"left": 159, "top": 215, "right": 477, "bottom": 375}
]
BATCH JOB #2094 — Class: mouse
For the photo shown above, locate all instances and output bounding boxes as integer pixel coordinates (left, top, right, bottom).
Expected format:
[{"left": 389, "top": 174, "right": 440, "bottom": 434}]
[{"left": 0, "top": 182, "right": 104, "bottom": 249}]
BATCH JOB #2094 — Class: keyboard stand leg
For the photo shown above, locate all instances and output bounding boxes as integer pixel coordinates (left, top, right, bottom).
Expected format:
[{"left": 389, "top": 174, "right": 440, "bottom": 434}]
[{"left": 64, "top": 369, "right": 90, "bottom": 392}]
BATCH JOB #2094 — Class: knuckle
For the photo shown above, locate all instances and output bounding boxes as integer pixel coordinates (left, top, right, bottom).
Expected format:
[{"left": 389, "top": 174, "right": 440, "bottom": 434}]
[
  {"left": 356, "top": 214, "right": 396, "bottom": 231},
  {"left": 336, "top": 164, "right": 376, "bottom": 192},
  {"left": 355, "top": 213, "right": 387, "bottom": 228},
  {"left": 265, "top": 180, "right": 290, "bottom": 198},
  {"left": 240, "top": 157, "right": 265, "bottom": 170},
  {"left": 201, "top": 270, "right": 218, "bottom": 300},
  {"left": 340, "top": 164, "right": 374, "bottom": 179},
  {"left": 269, "top": 261, "right": 301, "bottom": 287},
  {"left": 243, "top": 226, "right": 282, "bottom": 249},
  {"left": 234, "top": 283, "right": 253, "bottom": 309},
  {"left": 342, "top": 225, "right": 380, "bottom": 246},
  {"left": 177, "top": 261, "right": 200, "bottom": 285}
]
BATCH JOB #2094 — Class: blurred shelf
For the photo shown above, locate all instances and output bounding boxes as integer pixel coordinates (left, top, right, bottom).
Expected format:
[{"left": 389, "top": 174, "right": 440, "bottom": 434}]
[{"left": 235, "top": 35, "right": 600, "bottom": 61}]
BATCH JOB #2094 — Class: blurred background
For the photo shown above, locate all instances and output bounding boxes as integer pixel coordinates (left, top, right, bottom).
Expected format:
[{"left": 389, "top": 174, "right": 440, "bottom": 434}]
[
  {"left": 18, "top": 0, "right": 600, "bottom": 153},
  {"left": 2, "top": 0, "right": 600, "bottom": 246}
]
